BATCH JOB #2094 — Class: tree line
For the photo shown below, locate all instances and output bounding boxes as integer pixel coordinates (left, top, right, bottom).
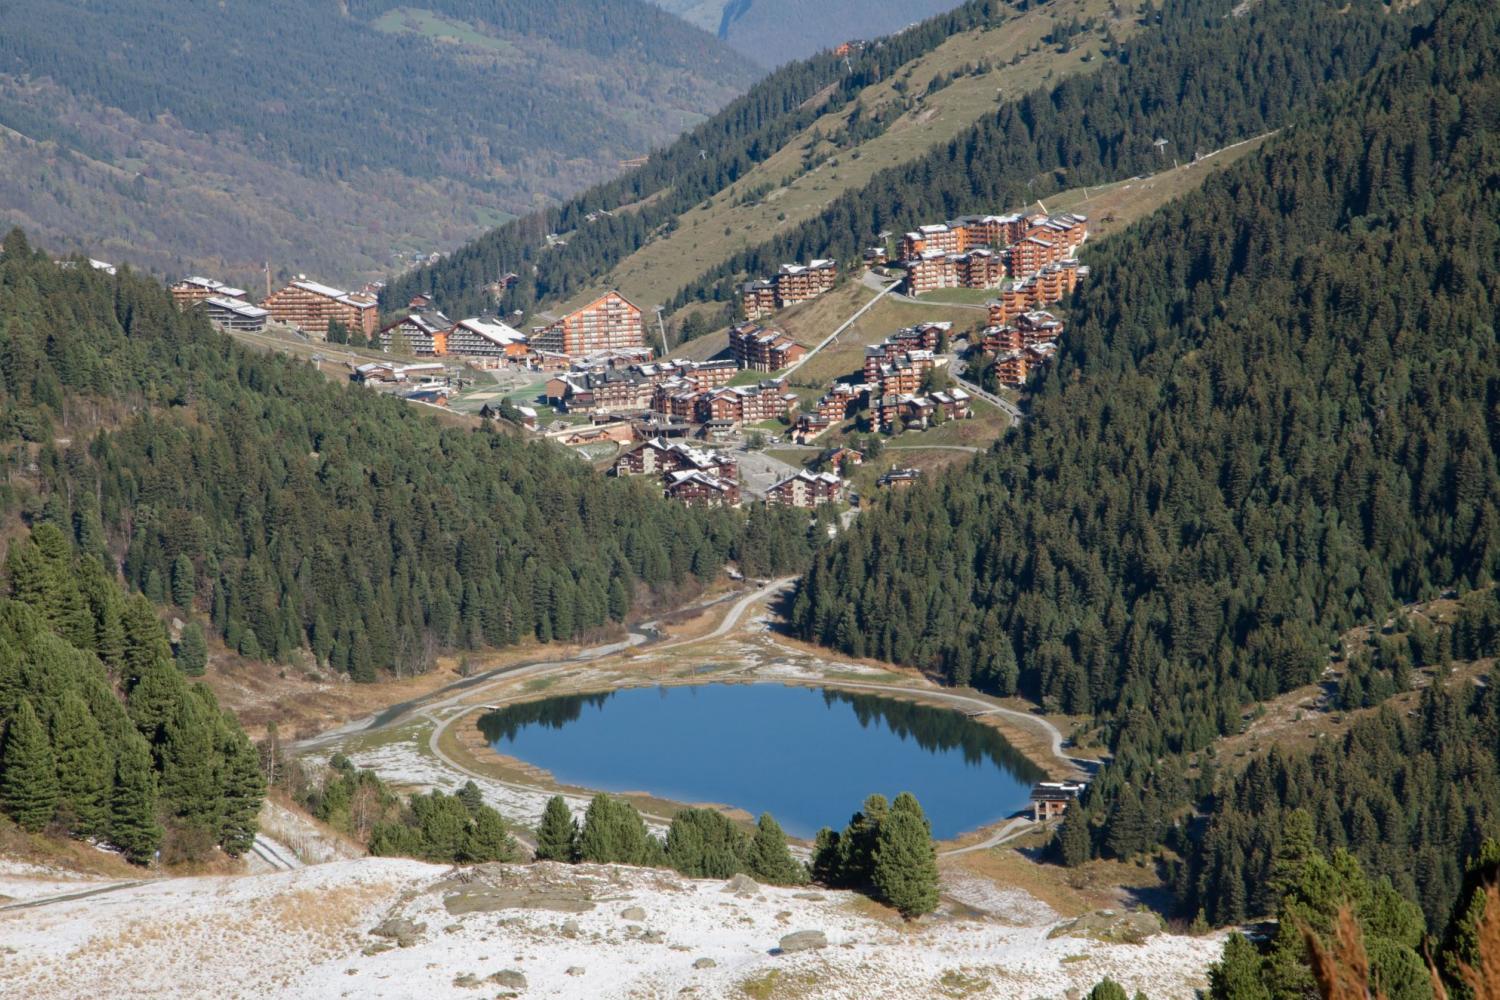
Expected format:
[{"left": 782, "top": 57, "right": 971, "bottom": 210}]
[
  {"left": 791, "top": 0, "right": 1500, "bottom": 914},
  {"left": 535, "top": 789, "right": 940, "bottom": 917},
  {"left": 0, "top": 231, "right": 813, "bottom": 682},
  {"left": 0, "top": 523, "right": 263, "bottom": 863}
]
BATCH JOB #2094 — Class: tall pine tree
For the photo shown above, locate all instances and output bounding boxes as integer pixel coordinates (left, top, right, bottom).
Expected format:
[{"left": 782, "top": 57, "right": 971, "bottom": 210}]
[{"left": 0, "top": 698, "right": 59, "bottom": 832}]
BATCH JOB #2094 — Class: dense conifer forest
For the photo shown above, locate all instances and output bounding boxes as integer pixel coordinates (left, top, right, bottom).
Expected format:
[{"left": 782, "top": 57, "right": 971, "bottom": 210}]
[
  {"left": 792, "top": 0, "right": 1500, "bottom": 919},
  {"left": 0, "top": 523, "right": 263, "bottom": 862},
  {"left": 0, "top": 233, "right": 809, "bottom": 681}
]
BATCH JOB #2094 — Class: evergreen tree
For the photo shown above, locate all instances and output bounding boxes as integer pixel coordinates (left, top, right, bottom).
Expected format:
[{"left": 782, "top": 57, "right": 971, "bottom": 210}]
[
  {"left": 464, "top": 804, "right": 518, "bottom": 863},
  {"left": 664, "top": 807, "right": 746, "bottom": 879},
  {"left": 456, "top": 780, "right": 485, "bottom": 816},
  {"left": 128, "top": 654, "right": 186, "bottom": 745},
  {"left": 1058, "top": 809, "right": 1092, "bottom": 867},
  {"left": 1440, "top": 839, "right": 1500, "bottom": 1000},
  {"left": 810, "top": 827, "right": 841, "bottom": 885},
  {"left": 109, "top": 734, "right": 162, "bottom": 864},
  {"left": 871, "top": 792, "right": 938, "bottom": 918},
  {"left": 835, "top": 793, "right": 888, "bottom": 887},
  {"left": 170, "top": 554, "right": 196, "bottom": 608},
  {"left": 746, "top": 813, "right": 805, "bottom": 886},
  {"left": 157, "top": 695, "right": 218, "bottom": 837},
  {"left": 0, "top": 698, "right": 59, "bottom": 832},
  {"left": 535, "top": 795, "right": 579, "bottom": 862},
  {"left": 1087, "top": 979, "right": 1129, "bottom": 1000},
  {"left": 1208, "top": 934, "right": 1270, "bottom": 1000},
  {"left": 175, "top": 622, "right": 208, "bottom": 676},
  {"left": 216, "top": 722, "right": 264, "bottom": 856},
  {"left": 577, "top": 794, "right": 658, "bottom": 866},
  {"left": 49, "top": 690, "right": 112, "bottom": 836}
]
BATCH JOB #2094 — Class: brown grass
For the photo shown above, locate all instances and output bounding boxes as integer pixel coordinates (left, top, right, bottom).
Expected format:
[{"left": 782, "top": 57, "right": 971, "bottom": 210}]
[{"left": 1307, "top": 887, "right": 1500, "bottom": 1000}]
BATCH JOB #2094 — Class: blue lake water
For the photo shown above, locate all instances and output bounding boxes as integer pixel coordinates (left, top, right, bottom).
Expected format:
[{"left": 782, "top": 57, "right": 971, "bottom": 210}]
[{"left": 477, "top": 683, "right": 1044, "bottom": 839}]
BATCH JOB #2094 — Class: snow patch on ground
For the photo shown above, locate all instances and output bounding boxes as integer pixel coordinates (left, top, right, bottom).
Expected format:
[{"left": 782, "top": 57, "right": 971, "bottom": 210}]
[
  {"left": 3, "top": 859, "right": 1224, "bottom": 999},
  {"left": 0, "top": 859, "right": 121, "bottom": 904},
  {"left": 942, "top": 870, "right": 1059, "bottom": 925}
]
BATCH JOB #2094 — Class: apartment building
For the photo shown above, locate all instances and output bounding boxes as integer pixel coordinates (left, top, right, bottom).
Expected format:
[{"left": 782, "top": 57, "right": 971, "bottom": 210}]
[
  {"left": 664, "top": 470, "right": 741, "bottom": 508},
  {"left": 614, "top": 438, "right": 737, "bottom": 481},
  {"left": 445, "top": 318, "right": 529, "bottom": 361},
  {"left": 262, "top": 278, "right": 379, "bottom": 339},
  {"left": 739, "top": 260, "right": 837, "bottom": 318},
  {"left": 172, "top": 276, "right": 248, "bottom": 309},
  {"left": 530, "top": 291, "right": 644, "bottom": 357},
  {"left": 378, "top": 312, "right": 451, "bottom": 356},
  {"left": 199, "top": 296, "right": 268, "bottom": 332},
  {"left": 729, "top": 323, "right": 808, "bottom": 372},
  {"left": 765, "top": 470, "right": 845, "bottom": 509}
]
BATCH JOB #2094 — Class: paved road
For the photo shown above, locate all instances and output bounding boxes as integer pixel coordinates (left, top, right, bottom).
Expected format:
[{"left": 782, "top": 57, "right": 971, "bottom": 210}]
[
  {"left": 940, "top": 816, "right": 1035, "bottom": 858},
  {"left": 949, "top": 356, "right": 1022, "bottom": 423},
  {"left": 0, "top": 879, "right": 152, "bottom": 912}
]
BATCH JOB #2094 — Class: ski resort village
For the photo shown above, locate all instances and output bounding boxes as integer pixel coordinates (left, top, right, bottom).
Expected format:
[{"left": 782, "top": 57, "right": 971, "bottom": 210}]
[{"left": 162, "top": 209, "right": 1088, "bottom": 509}]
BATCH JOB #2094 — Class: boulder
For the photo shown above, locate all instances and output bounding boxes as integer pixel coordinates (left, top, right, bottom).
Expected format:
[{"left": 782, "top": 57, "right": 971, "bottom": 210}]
[
  {"left": 566, "top": 967, "right": 586, "bottom": 977},
  {"left": 778, "top": 930, "right": 828, "bottom": 953},
  {"left": 489, "top": 969, "right": 528, "bottom": 990},
  {"left": 369, "top": 917, "right": 425, "bottom": 948},
  {"left": 721, "top": 873, "right": 760, "bottom": 896},
  {"left": 693, "top": 957, "right": 717, "bottom": 970},
  {"left": 559, "top": 919, "right": 581, "bottom": 939},
  {"left": 621, "top": 906, "right": 647, "bottom": 921}
]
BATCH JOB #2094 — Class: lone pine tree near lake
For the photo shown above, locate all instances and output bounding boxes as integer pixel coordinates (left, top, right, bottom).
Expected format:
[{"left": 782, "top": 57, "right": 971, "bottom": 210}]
[{"left": 1, "top": 0, "right": 1499, "bottom": 995}]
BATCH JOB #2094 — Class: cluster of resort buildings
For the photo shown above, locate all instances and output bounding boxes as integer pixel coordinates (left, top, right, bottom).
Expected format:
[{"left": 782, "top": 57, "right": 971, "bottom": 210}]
[{"left": 892, "top": 212, "right": 1089, "bottom": 295}]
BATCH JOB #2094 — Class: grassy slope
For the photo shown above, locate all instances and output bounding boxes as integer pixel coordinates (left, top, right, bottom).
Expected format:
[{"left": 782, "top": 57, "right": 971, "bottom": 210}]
[{"left": 567, "top": 0, "right": 1144, "bottom": 313}]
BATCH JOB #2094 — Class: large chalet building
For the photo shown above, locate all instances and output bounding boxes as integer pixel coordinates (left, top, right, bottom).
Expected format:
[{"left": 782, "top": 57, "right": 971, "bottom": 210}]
[
  {"left": 663, "top": 470, "right": 741, "bottom": 508},
  {"left": 171, "top": 276, "right": 249, "bottom": 309},
  {"left": 445, "top": 318, "right": 529, "bottom": 362},
  {"left": 740, "top": 260, "right": 837, "bottom": 319},
  {"left": 614, "top": 438, "right": 737, "bottom": 481},
  {"left": 531, "top": 291, "right": 644, "bottom": 358},
  {"left": 199, "top": 297, "right": 268, "bottom": 332},
  {"left": 765, "top": 470, "right": 845, "bottom": 509},
  {"left": 378, "top": 311, "right": 451, "bottom": 356},
  {"left": 262, "top": 278, "right": 379, "bottom": 339},
  {"left": 729, "top": 323, "right": 808, "bottom": 372}
]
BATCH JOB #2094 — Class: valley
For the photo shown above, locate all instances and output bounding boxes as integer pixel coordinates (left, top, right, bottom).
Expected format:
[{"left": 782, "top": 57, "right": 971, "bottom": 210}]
[{"left": 1, "top": 0, "right": 1499, "bottom": 997}]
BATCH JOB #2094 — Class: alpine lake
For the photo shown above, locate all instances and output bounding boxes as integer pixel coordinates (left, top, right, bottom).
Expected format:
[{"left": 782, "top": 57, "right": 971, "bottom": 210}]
[{"left": 478, "top": 683, "right": 1044, "bottom": 840}]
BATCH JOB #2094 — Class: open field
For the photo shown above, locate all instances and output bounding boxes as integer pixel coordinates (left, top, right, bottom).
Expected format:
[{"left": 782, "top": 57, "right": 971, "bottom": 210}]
[
  {"left": 565, "top": 0, "right": 1147, "bottom": 313},
  {"left": 1046, "top": 132, "right": 1275, "bottom": 239}
]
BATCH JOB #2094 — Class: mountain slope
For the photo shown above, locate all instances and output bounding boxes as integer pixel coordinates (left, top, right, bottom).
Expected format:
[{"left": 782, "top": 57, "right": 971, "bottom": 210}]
[
  {"left": 389, "top": 0, "right": 1425, "bottom": 332},
  {"left": 0, "top": 230, "right": 807, "bottom": 682},
  {"left": 0, "top": 0, "right": 758, "bottom": 288},
  {"left": 651, "top": 0, "right": 969, "bottom": 66},
  {"left": 791, "top": 0, "right": 1499, "bottom": 893}
]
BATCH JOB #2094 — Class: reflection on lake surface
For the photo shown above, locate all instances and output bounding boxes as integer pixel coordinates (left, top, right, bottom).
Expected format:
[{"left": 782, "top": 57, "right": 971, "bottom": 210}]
[{"left": 478, "top": 683, "right": 1044, "bottom": 839}]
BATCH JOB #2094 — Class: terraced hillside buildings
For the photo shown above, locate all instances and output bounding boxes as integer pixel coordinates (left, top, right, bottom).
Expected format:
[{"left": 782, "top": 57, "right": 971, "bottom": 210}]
[
  {"left": 740, "top": 259, "right": 837, "bottom": 319},
  {"left": 531, "top": 291, "right": 645, "bottom": 358},
  {"left": 896, "top": 213, "right": 1088, "bottom": 294},
  {"left": 262, "top": 278, "right": 379, "bottom": 339}
]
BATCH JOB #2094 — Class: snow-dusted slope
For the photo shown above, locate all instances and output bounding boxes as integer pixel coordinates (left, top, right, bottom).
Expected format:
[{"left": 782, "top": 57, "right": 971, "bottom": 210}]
[{"left": 2, "top": 858, "right": 1223, "bottom": 999}]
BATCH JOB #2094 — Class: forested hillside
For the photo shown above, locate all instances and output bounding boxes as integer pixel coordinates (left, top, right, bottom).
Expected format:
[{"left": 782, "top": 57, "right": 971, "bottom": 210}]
[
  {"left": 393, "top": 0, "right": 1426, "bottom": 328},
  {"left": 0, "top": 0, "right": 756, "bottom": 285},
  {"left": 0, "top": 232, "right": 807, "bottom": 682},
  {"left": 0, "top": 522, "right": 263, "bottom": 863},
  {"left": 792, "top": 0, "right": 1500, "bottom": 906}
]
